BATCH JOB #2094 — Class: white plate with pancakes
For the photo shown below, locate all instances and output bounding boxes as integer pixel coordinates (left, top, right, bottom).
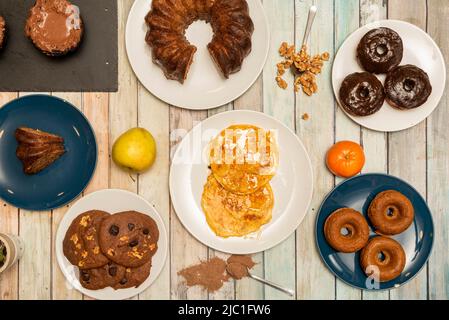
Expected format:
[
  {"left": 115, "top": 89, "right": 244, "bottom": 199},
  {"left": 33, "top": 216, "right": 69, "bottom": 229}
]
[
  {"left": 55, "top": 189, "right": 168, "bottom": 300},
  {"left": 169, "top": 110, "right": 313, "bottom": 254},
  {"left": 332, "top": 20, "right": 446, "bottom": 132},
  {"left": 126, "top": 0, "right": 270, "bottom": 110}
]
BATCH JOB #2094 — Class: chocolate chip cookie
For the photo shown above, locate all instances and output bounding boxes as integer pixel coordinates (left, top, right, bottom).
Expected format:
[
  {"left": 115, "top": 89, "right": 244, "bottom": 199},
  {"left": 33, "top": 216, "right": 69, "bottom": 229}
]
[
  {"left": 99, "top": 211, "right": 159, "bottom": 268},
  {"left": 63, "top": 210, "right": 110, "bottom": 269},
  {"left": 113, "top": 260, "right": 152, "bottom": 290},
  {"left": 79, "top": 261, "right": 126, "bottom": 290}
]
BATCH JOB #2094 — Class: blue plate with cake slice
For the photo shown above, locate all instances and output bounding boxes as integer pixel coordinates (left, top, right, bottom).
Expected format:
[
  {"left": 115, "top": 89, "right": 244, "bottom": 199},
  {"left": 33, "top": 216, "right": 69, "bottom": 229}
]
[{"left": 0, "top": 94, "right": 97, "bottom": 210}]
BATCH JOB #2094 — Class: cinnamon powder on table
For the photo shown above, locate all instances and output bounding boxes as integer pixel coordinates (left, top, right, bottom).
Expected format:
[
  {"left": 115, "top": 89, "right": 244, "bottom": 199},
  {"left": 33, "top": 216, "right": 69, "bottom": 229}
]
[
  {"left": 178, "top": 255, "right": 256, "bottom": 292},
  {"left": 178, "top": 257, "right": 230, "bottom": 292}
]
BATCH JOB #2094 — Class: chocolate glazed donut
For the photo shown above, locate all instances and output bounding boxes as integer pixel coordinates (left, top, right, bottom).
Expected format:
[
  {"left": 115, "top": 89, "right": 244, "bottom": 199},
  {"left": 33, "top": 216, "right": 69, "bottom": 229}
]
[
  {"left": 385, "top": 65, "right": 432, "bottom": 110},
  {"left": 339, "top": 72, "right": 385, "bottom": 117},
  {"left": 357, "top": 27, "right": 403, "bottom": 74},
  {"left": 368, "top": 190, "right": 414, "bottom": 235},
  {"left": 360, "top": 236, "right": 406, "bottom": 282},
  {"left": 324, "top": 208, "right": 370, "bottom": 253}
]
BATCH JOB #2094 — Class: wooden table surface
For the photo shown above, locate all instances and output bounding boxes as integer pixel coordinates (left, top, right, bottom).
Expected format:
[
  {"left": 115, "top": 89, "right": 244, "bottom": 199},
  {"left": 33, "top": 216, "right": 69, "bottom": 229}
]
[{"left": 0, "top": 0, "right": 448, "bottom": 300}]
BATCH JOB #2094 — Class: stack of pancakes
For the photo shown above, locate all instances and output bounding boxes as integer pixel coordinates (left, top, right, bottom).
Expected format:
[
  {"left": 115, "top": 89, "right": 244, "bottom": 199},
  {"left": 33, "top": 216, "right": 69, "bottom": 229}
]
[{"left": 202, "top": 125, "right": 278, "bottom": 238}]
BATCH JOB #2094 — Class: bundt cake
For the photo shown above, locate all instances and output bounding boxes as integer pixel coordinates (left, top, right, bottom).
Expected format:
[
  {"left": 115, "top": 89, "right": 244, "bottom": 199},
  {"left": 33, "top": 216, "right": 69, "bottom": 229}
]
[{"left": 145, "top": 0, "right": 254, "bottom": 83}]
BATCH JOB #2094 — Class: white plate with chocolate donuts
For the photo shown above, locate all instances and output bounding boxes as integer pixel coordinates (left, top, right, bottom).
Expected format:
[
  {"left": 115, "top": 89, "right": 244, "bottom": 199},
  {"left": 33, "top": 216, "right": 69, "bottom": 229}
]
[
  {"left": 332, "top": 19, "right": 446, "bottom": 132},
  {"left": 125, "top": 0, "right": 270, "bottom": 110}
]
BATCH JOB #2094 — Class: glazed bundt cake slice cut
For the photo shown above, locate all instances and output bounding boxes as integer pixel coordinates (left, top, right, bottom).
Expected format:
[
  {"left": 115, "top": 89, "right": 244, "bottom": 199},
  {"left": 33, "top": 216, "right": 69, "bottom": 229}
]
[
  {"left": 208, "top": 0, "right": 254, "bottom": 78},
  {"left": 146, "top": 28, "right": 197, "bottom": 83}
]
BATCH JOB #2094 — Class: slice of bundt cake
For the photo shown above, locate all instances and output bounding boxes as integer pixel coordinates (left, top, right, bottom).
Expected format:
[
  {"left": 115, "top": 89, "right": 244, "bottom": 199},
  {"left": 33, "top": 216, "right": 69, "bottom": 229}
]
[
  {"left": 208, "top": 0, "right": 254, "bottom": 78},
  {"left": 145, "top": 0, "right": 254, "bottom": 83}
]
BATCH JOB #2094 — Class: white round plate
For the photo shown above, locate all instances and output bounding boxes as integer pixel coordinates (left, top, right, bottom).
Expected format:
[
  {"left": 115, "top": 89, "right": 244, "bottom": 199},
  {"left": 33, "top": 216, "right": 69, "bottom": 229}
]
[
  {"left": 126, "top": 0, "right": 270, "bottom": 110},
  {"left": 55, "top": 189, "right": 168, "bottom": 300},
  {"left": 332, "top": 20, "right": 446, "bottom": 132},
  {"left": 169, "top": 110, "right": 313, "bottom": 254}
]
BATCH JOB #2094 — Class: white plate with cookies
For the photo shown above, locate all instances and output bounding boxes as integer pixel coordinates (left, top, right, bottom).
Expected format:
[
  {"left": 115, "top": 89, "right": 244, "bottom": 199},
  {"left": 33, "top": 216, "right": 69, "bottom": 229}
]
[
  {"left": 332, "top": 20, "right": 446, "bottom": 132},
  {"left": 55, "top": 189, "right": 168, "bottom": 300},
  {"left": 125, "top": 0, "right": 270, "bottom": 110}
]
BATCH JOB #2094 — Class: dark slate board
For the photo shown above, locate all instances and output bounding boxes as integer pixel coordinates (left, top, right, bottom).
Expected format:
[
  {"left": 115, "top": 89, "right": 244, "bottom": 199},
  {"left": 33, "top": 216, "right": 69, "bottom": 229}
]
[{"left": 0, "top": 0, "right": 118, "bottom": 92}]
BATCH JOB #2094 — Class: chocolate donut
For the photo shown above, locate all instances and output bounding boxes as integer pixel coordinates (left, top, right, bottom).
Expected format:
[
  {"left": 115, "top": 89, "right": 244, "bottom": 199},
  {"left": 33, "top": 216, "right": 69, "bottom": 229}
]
[
  {"left": 385, "top": 65, "right": 432, "bottom": 110},
  {"left": 25, "top": 0, "right": 84, "bottom": 56},
  {"left": 339, "top": 72, "right": 385, "bottom": 117},
  {"left": 368, "top": 190, "right": 414, "bottom": 235},
  {"left": 357, "top": 27, "right": 403, "bottom": 74},
  {"left": 324, "top": 208, "right": 370, "bottom": 253},
  {"left": 0, "top": 16, "right": 6, "bottom": 50},
  {"left": 360, "top": 236, "right": 406, "bottom": 282}
]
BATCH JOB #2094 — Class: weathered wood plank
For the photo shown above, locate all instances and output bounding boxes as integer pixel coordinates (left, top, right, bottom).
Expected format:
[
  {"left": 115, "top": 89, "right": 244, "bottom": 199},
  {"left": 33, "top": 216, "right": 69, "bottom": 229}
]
[
  {"left": 0, "top": 92, "right": 19, "bottom": 300},
  {"left": 82, "top": 92, "right": 110, "bottom": 301},
  {"left": 83, "top": 93, "right": 110, "bottom": 194},
  {"left": 109, "top": 0, "right": 138, "bottom": 193},
  {"left": 388, "top": 0, "right": 427, "bottom": 300},
  {"left": 234, "top": 78, "right": 265, "bottom": 300},
  {"left": 334, "top": 0, "right": 363, "bottom": 301},
  {"left": 137, "top": 86, "right": 171, "bottom": 300},
  {"left": 108, "top": 0, "right": 138, "bottom": 300},
  {"left": 51, "top": 92, "right": 83, "bottom": 300},
  {"left": 262, "top": 0, "right": 296, "bottom": 300},
  {"left": 169, "top": 108, "right": 208, "bottom": 300},
  {"left": 16, "top": 92, "right": 51, "bottom": 300},
  {"left": 294, "top": 0, "right": 335, "bottom": 300},
  {"left": 426, "top": 0, "right": 449, "bottom": 301},
  {"left": 359, "top": 0, "right": 389, "bottom": 302}
]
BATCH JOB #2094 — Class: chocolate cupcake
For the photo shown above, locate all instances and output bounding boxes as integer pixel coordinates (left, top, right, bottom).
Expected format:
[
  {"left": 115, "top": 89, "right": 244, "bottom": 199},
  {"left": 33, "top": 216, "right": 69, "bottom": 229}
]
[
  {"left": 357, "top": 27, "right": 403, "bottom": 74},
  {"left": 385, "top": 64, "right": 432, "bottom": 110},
  {"left": 339, "top": 72, "right": 385, "bottom": 117},
  {"left": 0, "top": 16, "right": 6, "bottom": 50},
  {"left": 25, "top": 0, "right": 84, "bottom": 56}
]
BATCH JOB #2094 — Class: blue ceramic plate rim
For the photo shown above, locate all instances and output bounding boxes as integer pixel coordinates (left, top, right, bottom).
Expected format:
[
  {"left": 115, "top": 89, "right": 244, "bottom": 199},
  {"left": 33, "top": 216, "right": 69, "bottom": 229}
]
[
  {"left": 315, "top": 173, "right": 434, "bottom": 291},
  {"left": 0, "top": 94, "right": 98, "bottom": 211}
]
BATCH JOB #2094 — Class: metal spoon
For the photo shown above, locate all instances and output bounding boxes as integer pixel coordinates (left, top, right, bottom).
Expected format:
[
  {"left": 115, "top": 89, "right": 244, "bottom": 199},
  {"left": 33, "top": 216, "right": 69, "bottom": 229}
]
[
  {"left": 302, "top": 5, "right": 318, "bottom": 47},
  {"left": 227, "top": 263, "right": 295, "bottom": 297},
  {"left": 247, "top": 270, "right": 295, "bottom": 297}
]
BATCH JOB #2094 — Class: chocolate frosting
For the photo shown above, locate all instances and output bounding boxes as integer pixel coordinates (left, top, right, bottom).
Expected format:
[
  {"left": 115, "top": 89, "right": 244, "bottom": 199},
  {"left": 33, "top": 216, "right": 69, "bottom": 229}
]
[
  {"left": 357, "top": 27, "right": 403, "bottom": 74},
  {"left": 339, "top": 72, "right": 385, "bottom": 117},
  {"left": 25, "top": 0, "right": 83, "bottom": 56},
  {"left": 0, "top": 16, "right": 6, "bottom": 49},
  {"left": 385, "top": 64, "right": 432, "bottom": 110}
]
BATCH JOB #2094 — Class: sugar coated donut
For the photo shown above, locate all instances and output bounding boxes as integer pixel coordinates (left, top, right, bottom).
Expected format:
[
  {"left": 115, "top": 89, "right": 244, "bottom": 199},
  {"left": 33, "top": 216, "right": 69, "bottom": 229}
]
[
  {"left": 368, "top": 190, "right": 414, "bottom": 235},
  {"left": 324, "top": 208, "right": 370, "bottom": 253},
  {"left": 360, "top": 236, "right": 406, "bottom": 282}
]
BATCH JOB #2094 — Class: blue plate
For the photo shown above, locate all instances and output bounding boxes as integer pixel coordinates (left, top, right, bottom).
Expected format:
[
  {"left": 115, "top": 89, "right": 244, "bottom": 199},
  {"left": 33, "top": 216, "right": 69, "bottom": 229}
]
[
  {"left": 316, "top": 173, "right": 434, "bottom": 290},
  {"left": 0, "top": 95, "right": 97, "bottom": 211}
]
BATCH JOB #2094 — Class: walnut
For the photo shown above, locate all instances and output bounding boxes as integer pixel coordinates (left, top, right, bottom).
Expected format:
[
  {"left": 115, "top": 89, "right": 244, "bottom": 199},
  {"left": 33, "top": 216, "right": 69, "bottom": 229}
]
[
  {"left": 79, "top": 215, "right": 91, "bottom": 227},
  {"left": 276, "top": 76, "right": 288, "bottom": 90},
  {"left": 276, "top": 42, "right": 329, "bottom": 97},
  {"left": 70, "top": 234, "right": 78, "bottom": 244}
]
